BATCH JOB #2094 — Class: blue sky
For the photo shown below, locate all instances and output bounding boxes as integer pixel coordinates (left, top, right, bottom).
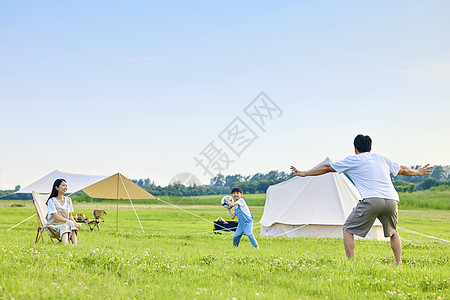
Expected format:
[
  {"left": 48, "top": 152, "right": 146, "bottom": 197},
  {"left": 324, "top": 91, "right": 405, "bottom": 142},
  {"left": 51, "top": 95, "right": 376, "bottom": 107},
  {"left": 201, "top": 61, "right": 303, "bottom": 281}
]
[{"left": 1, "top": 1, "right": 449, "bottom": 189}]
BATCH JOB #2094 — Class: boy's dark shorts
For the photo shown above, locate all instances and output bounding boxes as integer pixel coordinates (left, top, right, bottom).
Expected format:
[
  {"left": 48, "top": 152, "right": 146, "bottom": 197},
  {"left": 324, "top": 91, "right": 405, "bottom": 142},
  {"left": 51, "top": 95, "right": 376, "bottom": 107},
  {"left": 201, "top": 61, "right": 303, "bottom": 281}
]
[{"left": 343, "top": 198, "right": 398, "bottom": 238}]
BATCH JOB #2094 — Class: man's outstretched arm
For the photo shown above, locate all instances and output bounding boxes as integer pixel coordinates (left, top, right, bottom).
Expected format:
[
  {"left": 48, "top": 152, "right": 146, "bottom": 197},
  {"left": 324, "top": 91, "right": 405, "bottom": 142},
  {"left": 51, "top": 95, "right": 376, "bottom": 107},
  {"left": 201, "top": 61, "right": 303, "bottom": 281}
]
[
  {"left": 397, "top": 164, "right": 433, "bottom": 176},
  {"left": 290, "top": 163, "right": 336, "bottom": 177}
]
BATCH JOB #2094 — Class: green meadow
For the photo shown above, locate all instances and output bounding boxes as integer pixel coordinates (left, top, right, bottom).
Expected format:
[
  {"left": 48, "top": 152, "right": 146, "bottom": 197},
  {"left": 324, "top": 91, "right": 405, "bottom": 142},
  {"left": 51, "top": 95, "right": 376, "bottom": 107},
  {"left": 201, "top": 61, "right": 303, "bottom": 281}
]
[{"left": 0, "top": 192, "right": 448, "bottom": 299}]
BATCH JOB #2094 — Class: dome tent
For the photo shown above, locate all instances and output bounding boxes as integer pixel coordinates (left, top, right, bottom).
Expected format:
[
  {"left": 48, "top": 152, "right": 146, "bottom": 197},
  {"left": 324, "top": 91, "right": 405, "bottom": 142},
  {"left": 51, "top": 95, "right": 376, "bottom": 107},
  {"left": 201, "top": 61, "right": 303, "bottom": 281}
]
[{"left": 259, "top": 158, "right": 386, "bottom": 240}]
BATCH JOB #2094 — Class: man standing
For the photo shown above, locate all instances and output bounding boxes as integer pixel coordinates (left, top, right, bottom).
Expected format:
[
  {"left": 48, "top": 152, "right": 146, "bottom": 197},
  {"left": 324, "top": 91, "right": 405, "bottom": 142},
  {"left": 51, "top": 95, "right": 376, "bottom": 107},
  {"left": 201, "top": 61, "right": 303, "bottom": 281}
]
[{"left": 290, "top": 134, "right": 432, "bottom": 265}]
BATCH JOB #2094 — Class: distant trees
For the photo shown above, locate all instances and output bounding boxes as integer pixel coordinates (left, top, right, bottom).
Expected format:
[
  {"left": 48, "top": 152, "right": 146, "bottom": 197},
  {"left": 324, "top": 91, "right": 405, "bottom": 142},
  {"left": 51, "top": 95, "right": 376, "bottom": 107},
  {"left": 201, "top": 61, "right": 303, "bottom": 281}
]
[
  {"left": 393, "top": 165, "right": 450, "bottom": 183},
  {"left": 392, "top": 165, "right": 450, "bottom": 191},
  {"left": 212, "top": 174, "right": 225, "bottom": 186},
  {"left": 130, "top": 178, "right": 229, "bottom": 197},
  {"left": 127, "top": 166, "right": 450, "bottom": 196},
  {"left": 393, "top": 180, "right": 415, "bottom": 193},
  {"left": 224, "top": 174, "right": 244, "bottom": 187},
  {"left": 128, "top": 170, "right": 295, "bottom": 196},
  {"left": 211, "top": 171, "right": 292, "bottom": 187},
  {"left": 234, "top": 181, "right": 258, "bottom": 193},
  {"left": 0, "top": 188, "right": 32, "bottom": 200},
  {"left": 418, "top": 178, "right": 450, "bottom": 190},
  {"left": 229, "top": 180, "right": 278, "bottom": 194},
  {"left": 430, "top": 165, "right": 450, "bottom": 180},
  {"left": 209, "top": 171, "right": 294, "bottom": 193}
]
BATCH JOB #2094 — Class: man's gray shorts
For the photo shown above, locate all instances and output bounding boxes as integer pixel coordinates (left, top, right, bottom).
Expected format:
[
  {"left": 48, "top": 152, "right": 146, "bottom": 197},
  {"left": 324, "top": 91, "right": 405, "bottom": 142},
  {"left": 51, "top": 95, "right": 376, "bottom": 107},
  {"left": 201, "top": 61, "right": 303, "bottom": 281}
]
[{"left": 343, "top": 198, "right": 398, "bottom": 238}]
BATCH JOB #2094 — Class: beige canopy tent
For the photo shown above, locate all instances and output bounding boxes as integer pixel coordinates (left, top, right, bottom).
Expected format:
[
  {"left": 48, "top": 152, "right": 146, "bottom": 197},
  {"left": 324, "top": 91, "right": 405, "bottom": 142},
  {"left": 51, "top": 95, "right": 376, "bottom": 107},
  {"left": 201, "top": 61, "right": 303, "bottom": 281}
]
[
  {"left": 83, "top": 173, "right": 154, "bottom": 200},
  {"left": 83, "top": 173, "right": 156, "bottom": 232},
  {"left": 12, "top": 170, "right": 156, "bottom": 233}
]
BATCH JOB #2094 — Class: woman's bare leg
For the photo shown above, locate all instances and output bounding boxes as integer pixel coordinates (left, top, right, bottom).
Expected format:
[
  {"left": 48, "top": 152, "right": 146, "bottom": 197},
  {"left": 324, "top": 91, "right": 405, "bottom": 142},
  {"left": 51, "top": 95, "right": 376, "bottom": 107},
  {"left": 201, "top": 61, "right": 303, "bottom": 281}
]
[
  {"left": 70, "top": 231, "right": 78, "bottom": 245},
  {"left": 61, "top": 233, "right": 69, "bottom": 244}
]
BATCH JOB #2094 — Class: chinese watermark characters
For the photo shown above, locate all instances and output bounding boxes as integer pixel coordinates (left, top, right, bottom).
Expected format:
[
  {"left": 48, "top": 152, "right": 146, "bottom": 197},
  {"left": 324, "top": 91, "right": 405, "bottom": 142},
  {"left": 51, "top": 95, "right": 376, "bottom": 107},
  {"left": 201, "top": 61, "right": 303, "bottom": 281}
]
[{"left": 194, "top": 92, "right": 282, "bottom": 177}]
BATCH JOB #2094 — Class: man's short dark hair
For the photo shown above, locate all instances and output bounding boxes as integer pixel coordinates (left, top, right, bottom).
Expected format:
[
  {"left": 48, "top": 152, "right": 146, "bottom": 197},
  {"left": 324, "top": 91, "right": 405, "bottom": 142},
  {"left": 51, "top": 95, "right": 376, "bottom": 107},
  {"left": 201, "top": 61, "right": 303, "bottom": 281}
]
[
  {"left": 231, "top": 187, "right": 243, "bottom": 194},
  {"left": 354, "top": 134, "right": 372, "bottom": 153}
]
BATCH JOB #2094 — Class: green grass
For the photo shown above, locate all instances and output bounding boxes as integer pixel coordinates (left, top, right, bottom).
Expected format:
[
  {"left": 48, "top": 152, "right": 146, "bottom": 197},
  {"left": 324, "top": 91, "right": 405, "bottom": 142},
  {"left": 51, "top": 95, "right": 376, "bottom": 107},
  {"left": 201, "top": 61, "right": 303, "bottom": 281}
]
[
  {"left": 398, "top": 190, "right": 450, "bottom": 210},
  {"left": 7, "top": 188, "right": 450, "bottom": 210},
  {"left": 70, "top": 189, "right": 450, "bottom": 211},
  {"left": 0, "top": 201, "right": 448, "bottom": 299}
]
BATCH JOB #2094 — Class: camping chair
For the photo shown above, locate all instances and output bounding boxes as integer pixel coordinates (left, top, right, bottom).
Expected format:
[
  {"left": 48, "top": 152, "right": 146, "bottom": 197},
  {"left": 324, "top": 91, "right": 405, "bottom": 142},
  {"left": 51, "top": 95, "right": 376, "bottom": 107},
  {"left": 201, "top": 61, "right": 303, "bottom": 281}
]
[
  {"left": 32, "top": 191, "right": 60, "bottom": 243},
  {"left": 88, "top": 210, "right": 106, "bottom": 231}
]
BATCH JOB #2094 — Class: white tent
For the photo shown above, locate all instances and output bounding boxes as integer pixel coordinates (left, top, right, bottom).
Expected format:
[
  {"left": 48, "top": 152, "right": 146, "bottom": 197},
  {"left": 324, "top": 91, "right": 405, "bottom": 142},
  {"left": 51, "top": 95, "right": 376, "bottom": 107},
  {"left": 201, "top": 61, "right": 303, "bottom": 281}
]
[
  {"left": 259, "top": 158, "right": 386, "bottom": 240},
  {"left": 17, "top": 170, "right": 155, "bottom": 201},
  {"left": 18, "top": 170, "right": 108, "bottom": 194}
]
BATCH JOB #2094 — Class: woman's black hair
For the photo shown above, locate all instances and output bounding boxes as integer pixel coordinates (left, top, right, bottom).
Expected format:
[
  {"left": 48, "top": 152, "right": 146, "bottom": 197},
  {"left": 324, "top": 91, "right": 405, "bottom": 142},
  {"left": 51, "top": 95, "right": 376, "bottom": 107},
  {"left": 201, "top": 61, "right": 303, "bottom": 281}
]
[{"left": 47, "top": 178, "right": 66, "bottom": 203}]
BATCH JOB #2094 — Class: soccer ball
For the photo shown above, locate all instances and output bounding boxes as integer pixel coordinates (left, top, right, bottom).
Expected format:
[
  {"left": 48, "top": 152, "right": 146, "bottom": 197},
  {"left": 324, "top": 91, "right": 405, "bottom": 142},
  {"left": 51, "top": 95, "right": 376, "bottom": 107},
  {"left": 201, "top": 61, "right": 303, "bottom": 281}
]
[{"left": 221, "top": 196, "right": 233, "bottom": 208}]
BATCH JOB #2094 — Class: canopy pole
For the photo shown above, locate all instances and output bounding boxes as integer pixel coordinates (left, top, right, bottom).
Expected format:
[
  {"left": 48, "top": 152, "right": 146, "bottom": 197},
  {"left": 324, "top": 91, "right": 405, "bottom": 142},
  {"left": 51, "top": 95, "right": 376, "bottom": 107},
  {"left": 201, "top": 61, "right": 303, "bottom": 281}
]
[
  {"left": 119, "top": 174, "right": 145, "bottom": 233},
  {"left": 116, "top": 174, "right": 119, "bottom": 232}
]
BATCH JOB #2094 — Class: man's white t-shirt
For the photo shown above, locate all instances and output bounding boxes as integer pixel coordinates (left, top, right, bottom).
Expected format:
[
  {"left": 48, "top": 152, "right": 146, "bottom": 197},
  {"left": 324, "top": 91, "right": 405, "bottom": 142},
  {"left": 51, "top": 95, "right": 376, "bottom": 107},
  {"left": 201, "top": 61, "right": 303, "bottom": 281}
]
[
  {"left": 236, "top": 198, "right": 252, "bottom": 217},
  {"left": 46, "top": 196, "right": 74, "bottom": 219},
  {"left": 330, "top": 152, "right": 401, "bottom": 201}
]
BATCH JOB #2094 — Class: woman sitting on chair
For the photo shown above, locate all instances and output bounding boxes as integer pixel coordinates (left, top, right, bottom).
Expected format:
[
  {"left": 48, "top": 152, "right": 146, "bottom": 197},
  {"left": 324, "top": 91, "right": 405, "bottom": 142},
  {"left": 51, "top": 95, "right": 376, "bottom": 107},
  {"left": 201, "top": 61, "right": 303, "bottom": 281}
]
[{"left": 46, "top": 179, "right": 82, "bottom": 244}]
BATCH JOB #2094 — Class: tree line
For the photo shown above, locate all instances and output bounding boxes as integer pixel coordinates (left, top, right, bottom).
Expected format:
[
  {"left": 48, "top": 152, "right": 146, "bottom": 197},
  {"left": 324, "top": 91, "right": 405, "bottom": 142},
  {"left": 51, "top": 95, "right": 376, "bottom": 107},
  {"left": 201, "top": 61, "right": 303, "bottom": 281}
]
[
  {"left": 131, "top": 166, "right": 450, "bottom": 196},
  {"left": 131, "top": 170, "right": 294, "bottom": 197},
  {"left": 392, "top": 165, "right": 450, "bottom": 192},
  {"left": 0, "top": 185, "right": 32, "bottom": 200}
]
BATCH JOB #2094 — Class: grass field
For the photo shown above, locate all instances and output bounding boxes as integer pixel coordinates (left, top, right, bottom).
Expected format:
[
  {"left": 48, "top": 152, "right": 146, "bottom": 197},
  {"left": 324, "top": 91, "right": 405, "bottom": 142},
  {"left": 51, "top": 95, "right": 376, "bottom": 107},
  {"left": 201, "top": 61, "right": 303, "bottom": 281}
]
[
  {"left": 0, "top": 195, "right": 449, "bottom": 299},
  {"left": 397, "top": 189, "right": 450, "bottom": 210}
]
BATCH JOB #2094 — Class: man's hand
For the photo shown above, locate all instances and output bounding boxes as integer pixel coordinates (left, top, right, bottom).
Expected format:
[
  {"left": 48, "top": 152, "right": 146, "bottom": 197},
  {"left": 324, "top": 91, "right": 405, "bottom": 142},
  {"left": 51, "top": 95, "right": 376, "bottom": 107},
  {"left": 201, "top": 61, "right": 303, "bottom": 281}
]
[
  {"left": 417, "top": 164, "right": 433, "bottom": 176},
  {"left": 291, "top": 163, "right": 335, "bottom": 177},
  {"left": 290, "top": 166, "right": 306, "bottom": 177},
  {"left": 398, "top": 164, "right": 433, "bottom": 176}
]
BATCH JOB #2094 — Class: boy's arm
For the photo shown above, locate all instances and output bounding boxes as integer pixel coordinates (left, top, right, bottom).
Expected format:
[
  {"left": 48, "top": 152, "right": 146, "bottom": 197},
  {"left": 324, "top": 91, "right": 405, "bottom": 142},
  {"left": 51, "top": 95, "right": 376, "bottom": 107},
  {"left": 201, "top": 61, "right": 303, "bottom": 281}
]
[
  {"left": 227, "top": 201, "right": 239, "bottom": 208},
  {"left": 398, "top": 164, "right": 433, "bottom": 176},
  {"left": 227, "top": 208, "right": 235, "bottom": 219},
  {"left": 225, "top": 198, "right": 240, "bottom": 208}
]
